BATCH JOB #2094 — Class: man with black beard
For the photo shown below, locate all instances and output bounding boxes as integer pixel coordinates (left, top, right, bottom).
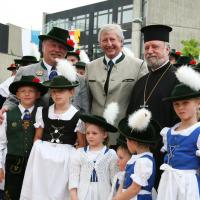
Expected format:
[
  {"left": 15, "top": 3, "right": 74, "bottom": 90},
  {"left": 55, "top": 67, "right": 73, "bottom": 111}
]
[{"left": 126, "top": 24, "right": 179, "bottom": 189}]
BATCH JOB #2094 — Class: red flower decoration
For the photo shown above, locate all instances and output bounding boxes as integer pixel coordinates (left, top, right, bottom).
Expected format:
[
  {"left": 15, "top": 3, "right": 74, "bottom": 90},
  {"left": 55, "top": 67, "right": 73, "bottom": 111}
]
[
  {"left": 175, "top": 51, "right": 181, "bottom": 55},
  {"left": 67, "top": 39, "right": 75, "bottom": 47},
  {"left": 32, "top": 77, "right": 41, "bottom": 83},
  {"left": 75, "top": 49, "right": 80, "bottom": 55},
  {"left": 189, "top": 60, "right": 197, "bottom": 65}
]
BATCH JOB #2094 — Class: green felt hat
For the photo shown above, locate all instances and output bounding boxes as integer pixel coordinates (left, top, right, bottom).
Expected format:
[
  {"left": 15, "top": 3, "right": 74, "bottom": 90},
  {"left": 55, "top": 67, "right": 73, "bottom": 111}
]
[
  {"left": 66, "top": 49, "right": 80, "bottom": 60},
  {"left": 79, "top": 113, "right": 117, "bottom": 132},
  {"left": 75, "top": 61, "right": 86, "bottom": 69},
  {"left": 9, "top": 76, "right": 48, "bottom": 96},
  {"left": 174, "top": 56, "right": 192, "bottom": 67},
  {"left": 170, "top": 49, "right": 181, "bottom": 60},
  {"left": 118, "top": 117, "right": 161, "bottom": 144},
  {"left": 42, "top": 75, "right": 79, "bottom": 89},
  {"left": 39, "top": 27, "right": 74, "bottom": 51},
  {"left": 14, "top": 56, "right": 38, "bottom": 66},
  {"left": 7, "top": 63, "right": 18, "bottom": 71},
  {"left": 163, "top": 83, "right": 200, "bottom": 102}
]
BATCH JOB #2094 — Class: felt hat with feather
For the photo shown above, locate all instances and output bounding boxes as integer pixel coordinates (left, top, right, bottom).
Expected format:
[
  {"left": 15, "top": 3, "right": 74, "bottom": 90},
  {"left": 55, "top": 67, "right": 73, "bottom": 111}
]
[
  {"left": 118, "top": 108, "right": 161, "bottom": 144},
  {"left": 79, "top": 102, "right": 119, "bottom": 132},
  {"left": 39, "top": 27, "right": 74, "bottom": 51},
  {"left": 9, "top": 75, "right": 48, "bottom": 96},
  {"left": 42, "top": 59, "right": 79, "bottom": 89},
  {"left": 163, "top": 66, "right": 200, "bottom": 101}
]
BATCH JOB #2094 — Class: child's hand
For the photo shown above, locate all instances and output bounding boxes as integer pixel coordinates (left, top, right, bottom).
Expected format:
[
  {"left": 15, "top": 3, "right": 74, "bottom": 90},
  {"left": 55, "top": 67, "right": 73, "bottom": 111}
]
[{"left": 0, "top": 168, "right": 5, "bottom": 182}]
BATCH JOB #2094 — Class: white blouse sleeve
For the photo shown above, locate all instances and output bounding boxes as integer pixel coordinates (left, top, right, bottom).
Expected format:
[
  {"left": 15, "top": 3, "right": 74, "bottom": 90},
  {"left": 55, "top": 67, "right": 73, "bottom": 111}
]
[
  {"left": 196, "top": 134, "right": 200, "bottom": 157},
  {"left": 130, "top": 157, "right": 153, "bottom": 187},
  {"left": 109, "top": 150, "right": 119, "bottom": 184},
  {"left": 74, "top": 119, "right": 85, "bottom": 134},
  {"left": 68, "top": 149, "right": 81, "bottom": 189},
  {"left": 160, "top": 127, "right": 170, "bottom": 153},
  {"left": 34, "top": 107, "right": 44, "bottom": 128}
]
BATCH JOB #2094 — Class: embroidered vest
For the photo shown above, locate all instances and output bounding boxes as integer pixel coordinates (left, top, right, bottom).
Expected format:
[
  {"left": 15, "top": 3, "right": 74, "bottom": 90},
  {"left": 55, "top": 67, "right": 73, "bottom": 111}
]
[
  {"left": 42, "top": 107, "right": 80, "bottom": 145},
  {"left": 6, "top": 106, "right": 36, "bottom": 157}
]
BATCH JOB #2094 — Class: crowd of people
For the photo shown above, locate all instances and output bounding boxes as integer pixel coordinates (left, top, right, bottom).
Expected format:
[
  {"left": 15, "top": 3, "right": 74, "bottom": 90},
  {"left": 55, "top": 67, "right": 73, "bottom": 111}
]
[{"left": 0, "top": 22, "right": 199, "bottom": 200}]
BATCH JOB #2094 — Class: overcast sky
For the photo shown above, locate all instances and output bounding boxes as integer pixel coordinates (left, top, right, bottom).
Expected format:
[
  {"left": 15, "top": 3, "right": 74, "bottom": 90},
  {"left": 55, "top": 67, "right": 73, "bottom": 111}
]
[{"left": 0, "top": 0, "right": 105, "bottom": 30}]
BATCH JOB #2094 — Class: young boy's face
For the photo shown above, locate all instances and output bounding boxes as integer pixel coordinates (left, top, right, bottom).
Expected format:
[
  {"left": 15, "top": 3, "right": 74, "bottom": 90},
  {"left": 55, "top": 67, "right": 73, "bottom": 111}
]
[
  {"left": 16, "top": 86, "right": 40, "bottom": 107},
  {"left": 85, "top": 123, "right": 107, "bottom": 148},
  {"left": 117, "top": 147, "right": 131, "bottom": 171},
  {"left": 51, "top": 88, "right": 75, "bottom": 106}
]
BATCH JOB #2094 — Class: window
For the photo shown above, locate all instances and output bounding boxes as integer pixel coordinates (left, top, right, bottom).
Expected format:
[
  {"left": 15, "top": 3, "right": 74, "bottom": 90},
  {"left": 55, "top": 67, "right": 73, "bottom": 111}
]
[
  {"left": 93, "top": 9, "right": 113, "bottom": 34},
  {"left": 72, "top": 14, "right": 90, "bottom": 35},
  {"left": 118, "top": 4, "right": 133, "bottom": 24}
]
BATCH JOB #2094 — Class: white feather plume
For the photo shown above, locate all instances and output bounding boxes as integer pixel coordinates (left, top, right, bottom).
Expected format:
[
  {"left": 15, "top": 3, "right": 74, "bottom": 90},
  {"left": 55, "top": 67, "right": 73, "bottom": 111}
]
[
  {"left": 103, "top": 102, "right": 119, "bottom": 125},
  {"left": 56, "top": 58, "right": 77, "bottom": 82},
  {"left": 122, "top": 47, "right": 135, "bottom": 58},
  {"left": 29, "top": 43, "right": 40, "bottom": 60},
  {"left": 128, "top": 108, "right": 151, "bottom": 131},
  {"left": 176, "top": 65, "right": 200, "bottom": 91},
  {"left": 79, "top": 50, "right": 90, "bottom": 63}
]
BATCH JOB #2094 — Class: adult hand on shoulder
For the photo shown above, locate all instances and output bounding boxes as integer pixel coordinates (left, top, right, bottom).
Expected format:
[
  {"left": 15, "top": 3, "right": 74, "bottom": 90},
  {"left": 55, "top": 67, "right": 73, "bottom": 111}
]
[
  {"left": 0, "top": 168, "right": 4, "bottom": 182},
  {"left": 0, "top": 106, "right": 8, "bottom": 124}
]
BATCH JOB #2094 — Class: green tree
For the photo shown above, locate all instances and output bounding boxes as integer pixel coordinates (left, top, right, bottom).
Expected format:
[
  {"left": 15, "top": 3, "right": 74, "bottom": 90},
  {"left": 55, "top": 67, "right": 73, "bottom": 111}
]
[{"left": 181, "top": 39, "right": 200, "bottom": 60}]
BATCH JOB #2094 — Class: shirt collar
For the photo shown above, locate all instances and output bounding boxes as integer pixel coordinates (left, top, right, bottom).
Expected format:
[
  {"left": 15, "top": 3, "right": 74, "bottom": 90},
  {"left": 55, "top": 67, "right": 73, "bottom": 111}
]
[
  {"left": 43, "top": 59, "right": 53, "bottom": 75},
  {"left": 18, "top": 104, "right": 34, "bottom": 114},
  {"left": 105, "top": 52, "right": 122, "bottom": 64},
  {"left": 151, "top": 60, "right": 169, "bottom": 72}
]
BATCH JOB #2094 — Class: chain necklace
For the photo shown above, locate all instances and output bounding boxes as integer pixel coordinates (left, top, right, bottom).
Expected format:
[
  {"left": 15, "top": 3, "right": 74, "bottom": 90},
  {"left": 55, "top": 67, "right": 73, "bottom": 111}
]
[{"left": 141, "top": 64, "right": 172, "bottom": 108}]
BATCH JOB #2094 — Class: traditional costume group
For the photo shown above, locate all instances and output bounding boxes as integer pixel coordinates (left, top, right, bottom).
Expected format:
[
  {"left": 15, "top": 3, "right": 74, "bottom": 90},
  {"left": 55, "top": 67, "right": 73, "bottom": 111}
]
[{"left": 0, "top": 23, "right": 199, "bottom": 200}]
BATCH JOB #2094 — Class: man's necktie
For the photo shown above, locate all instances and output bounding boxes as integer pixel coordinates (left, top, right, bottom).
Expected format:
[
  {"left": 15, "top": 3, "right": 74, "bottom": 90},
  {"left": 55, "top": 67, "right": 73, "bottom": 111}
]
[
  {"left": 23, "top": 109, "right": 31, "bottom": 120},
  {"left": 49, "top": 66, "right": 58, "bottom": 80},
  {"left": 104, "top": 60, "right": 114, "bottom": 95}
]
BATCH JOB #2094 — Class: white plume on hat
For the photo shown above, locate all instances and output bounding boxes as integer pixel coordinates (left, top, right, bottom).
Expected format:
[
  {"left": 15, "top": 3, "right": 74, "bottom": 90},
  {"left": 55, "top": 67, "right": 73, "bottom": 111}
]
[
  {"left": 103, "top": 102, "right": 119, "bottom": 125},
  {"left": 128, "top": 108, "right": 152, "bottom": 131},
  {"left": 56, "top": 58, "right": 77, "bottom": 82},
  {"left": 79, "top": 50, "right": 90, "bottom": 63},
  {"left": 29, "top": 43, "right": 40, "bottom": 60},
  {"left": 176, "top": 65, "right": 200, "bottom": 91}
]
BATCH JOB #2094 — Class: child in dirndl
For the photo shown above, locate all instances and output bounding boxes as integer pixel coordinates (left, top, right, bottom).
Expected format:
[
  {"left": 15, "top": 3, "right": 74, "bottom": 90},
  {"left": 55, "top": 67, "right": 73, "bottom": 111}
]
[
  {"left": 113, "top": 108, "right": 161, "bottom": 200},
  {"left": 157, "top": 66, "right": 200, "bottom": 200},
  {"left": 69, "top": 103, "right": 119, "bottom": 200},
  {"left": 20, "top": 60, "right": 86, "bottom": 200}
]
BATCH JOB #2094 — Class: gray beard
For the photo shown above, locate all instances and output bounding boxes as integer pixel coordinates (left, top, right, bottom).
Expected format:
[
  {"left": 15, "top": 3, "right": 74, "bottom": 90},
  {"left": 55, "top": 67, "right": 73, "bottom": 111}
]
[{"left": 146, "top": 58, "right": 166, "bottom": 71}]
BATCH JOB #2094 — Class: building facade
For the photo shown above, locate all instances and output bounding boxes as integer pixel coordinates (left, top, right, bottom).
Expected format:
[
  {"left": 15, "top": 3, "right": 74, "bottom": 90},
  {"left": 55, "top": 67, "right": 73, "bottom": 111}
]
[
  {"left": 43, "top": 0, "right": 133, "bottom": 60},
  {"left": 43, "top": 0, "right": 200, "bottom": 60}
]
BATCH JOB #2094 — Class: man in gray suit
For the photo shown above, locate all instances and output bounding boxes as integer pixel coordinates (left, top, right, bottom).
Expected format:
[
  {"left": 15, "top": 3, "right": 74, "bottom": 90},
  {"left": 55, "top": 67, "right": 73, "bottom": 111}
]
[
  {"left": 0, "top": 27, "right": 89, "bottom": 115},
  {"left": 86, "top": 24, "right": 148, "bottom": 146}
]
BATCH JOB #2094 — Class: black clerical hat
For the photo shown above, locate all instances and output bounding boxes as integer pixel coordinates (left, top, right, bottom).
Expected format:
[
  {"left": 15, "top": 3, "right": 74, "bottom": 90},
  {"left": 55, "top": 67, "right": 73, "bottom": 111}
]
[{"left": 141, "top": 24, "right": 172, "bottom": 42}]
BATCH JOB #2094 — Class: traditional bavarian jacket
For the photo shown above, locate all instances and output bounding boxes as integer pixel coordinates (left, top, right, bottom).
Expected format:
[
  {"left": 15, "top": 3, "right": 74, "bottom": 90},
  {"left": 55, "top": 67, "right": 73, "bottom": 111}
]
[{"left": 69, "top": 145, "right": 118, "bottom": 200}]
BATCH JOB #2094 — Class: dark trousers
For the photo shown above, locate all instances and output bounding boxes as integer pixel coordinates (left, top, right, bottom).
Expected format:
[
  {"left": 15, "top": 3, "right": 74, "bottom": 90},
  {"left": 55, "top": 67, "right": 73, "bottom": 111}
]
[{"left": 4, "top": 155, "right": 28, "bottom": 200}]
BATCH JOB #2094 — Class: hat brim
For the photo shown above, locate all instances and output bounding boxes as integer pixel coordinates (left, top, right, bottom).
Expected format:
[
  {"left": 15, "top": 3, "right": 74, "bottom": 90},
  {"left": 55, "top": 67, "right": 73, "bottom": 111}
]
[
  {"left": 14, "top": 60, "right": 39, "bottom": 65},
  {"left": 7, "top": 67, "right": 18, "bottom": 71},
  {"left": 118, "top": 118, "right": 161, "bottom": 144},
  {"left": 79, "top": 114, "right": 117, "bottom": 132},
  {"left": 163, "top": 92, "right": 200, "bottom": 102},
  {"left": 42, "top": 80, "right": 79, "bottom": 89},
  {"left": 39, "top": 35, "right": 74, "bottom": 51},
  {"left": 9, "top": 81, "right": 48, "bottom": 96}
]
